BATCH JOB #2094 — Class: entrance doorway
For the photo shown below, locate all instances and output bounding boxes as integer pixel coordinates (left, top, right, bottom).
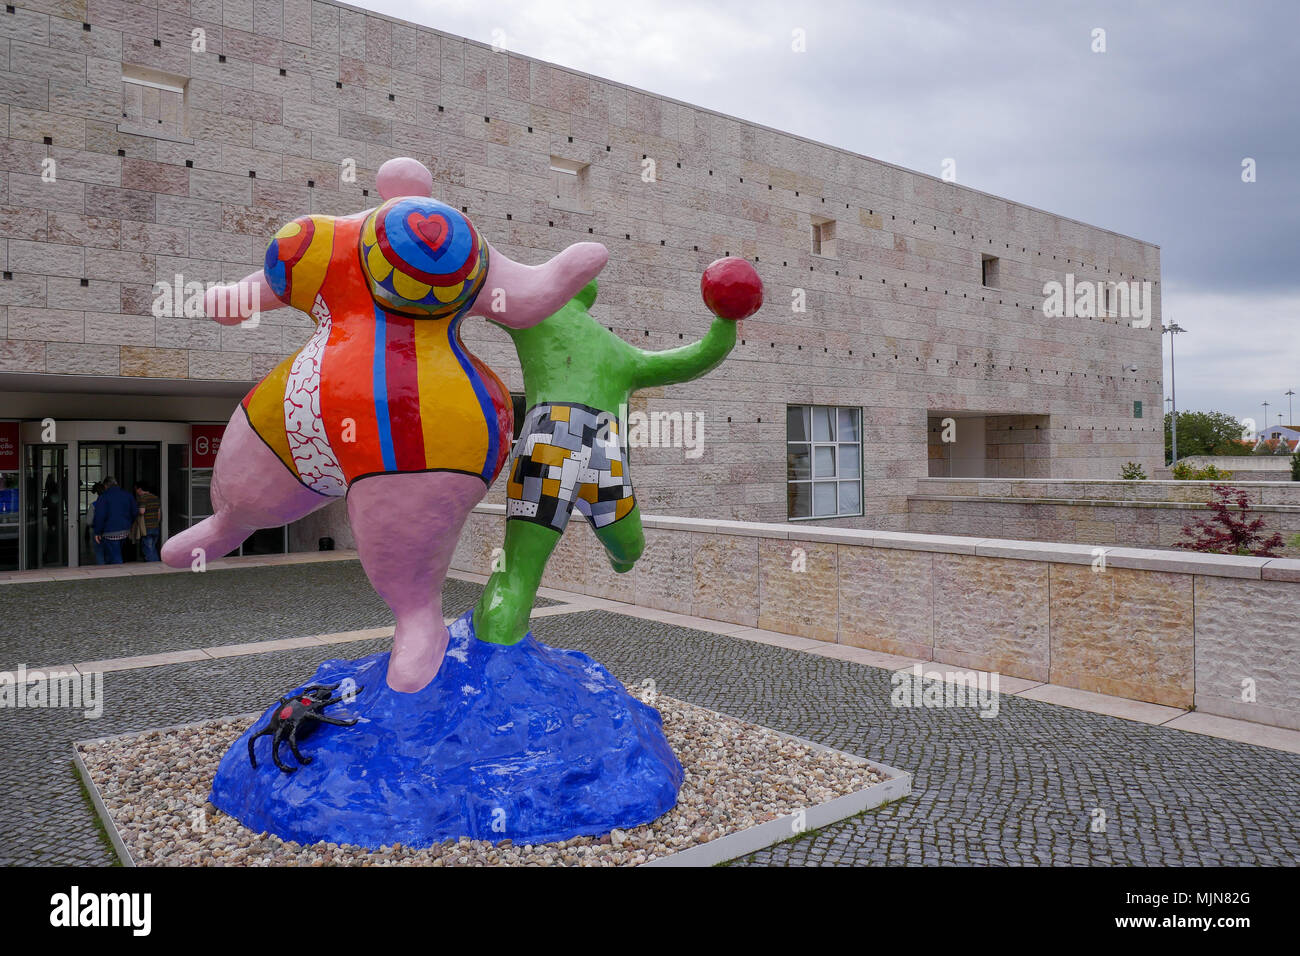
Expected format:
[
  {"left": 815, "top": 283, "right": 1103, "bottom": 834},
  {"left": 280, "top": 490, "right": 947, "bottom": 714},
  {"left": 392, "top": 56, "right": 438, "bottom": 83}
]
[
  {"left": 12, "top": 421, "right": 289, "bottom": 570},
  {"left": 78, "top": 442, "right": 161, "bottom": 565},
  {"left": 24, "top": 443, "right": 69, "bottom": 569}
]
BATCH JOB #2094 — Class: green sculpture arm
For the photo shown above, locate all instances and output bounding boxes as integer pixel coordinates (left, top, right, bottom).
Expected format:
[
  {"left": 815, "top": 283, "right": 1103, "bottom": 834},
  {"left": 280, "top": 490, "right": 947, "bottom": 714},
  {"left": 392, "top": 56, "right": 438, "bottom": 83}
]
[
  {"left": 630, "top": 316, "right": 738, "bottom": 389},
  {"left": 474, "top": 258, "right": 762, "bottom": 648}
]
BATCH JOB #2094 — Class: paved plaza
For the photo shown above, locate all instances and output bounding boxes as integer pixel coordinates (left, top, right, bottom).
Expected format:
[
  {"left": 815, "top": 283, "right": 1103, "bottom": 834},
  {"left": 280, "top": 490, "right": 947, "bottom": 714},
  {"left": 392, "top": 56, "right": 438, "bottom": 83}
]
[{"left": 1, "top": 557, "right": 1297, "bottom": 867}]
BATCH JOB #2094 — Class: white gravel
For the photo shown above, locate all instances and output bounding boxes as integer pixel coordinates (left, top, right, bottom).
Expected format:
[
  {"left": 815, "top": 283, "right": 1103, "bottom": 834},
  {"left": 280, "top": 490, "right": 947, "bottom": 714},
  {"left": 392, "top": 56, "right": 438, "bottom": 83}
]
[{"left": 78, "top": 695, "right": 887, "bottom": 866}]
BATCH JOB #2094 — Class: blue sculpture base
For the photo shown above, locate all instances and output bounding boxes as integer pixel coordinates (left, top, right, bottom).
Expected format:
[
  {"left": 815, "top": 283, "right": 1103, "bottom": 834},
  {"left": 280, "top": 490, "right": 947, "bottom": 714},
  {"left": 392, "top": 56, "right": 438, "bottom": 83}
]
[{"left": 210, "top": 611, "right": 683, "bottom": 849}]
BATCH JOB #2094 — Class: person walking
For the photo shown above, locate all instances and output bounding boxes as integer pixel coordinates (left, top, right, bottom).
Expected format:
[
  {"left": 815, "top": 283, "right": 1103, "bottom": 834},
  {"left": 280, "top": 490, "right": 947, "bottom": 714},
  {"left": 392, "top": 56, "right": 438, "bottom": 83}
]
[
  {"left": 92, "top": 477, "right": 135, "bottom": 564},
  {"left": 88, "top": 481, "right": 107, "bottom": 564},
  {"left": 134, "top": 481, "right": 161, "bottom": 562}
]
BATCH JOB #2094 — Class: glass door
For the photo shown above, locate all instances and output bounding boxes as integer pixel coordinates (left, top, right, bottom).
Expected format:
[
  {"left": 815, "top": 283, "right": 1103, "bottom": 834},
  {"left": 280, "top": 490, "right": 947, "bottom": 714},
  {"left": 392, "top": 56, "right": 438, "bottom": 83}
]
[
  {"left": 24, "top": 444, "right": 69, "bottom": 569},
  {"left": 78, "top": 442, "right": 161, "bottom": 564},
  {"left": 166, "top": 441, "right": 285, "bottom": 557}
]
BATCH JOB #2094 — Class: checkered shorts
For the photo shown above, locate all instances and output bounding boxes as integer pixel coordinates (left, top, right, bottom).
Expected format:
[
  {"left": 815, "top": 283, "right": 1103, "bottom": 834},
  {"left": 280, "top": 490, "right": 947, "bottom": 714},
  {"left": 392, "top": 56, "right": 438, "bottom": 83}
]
[{"left": 505, "top": 402, "right": 636, "bottom": 532}]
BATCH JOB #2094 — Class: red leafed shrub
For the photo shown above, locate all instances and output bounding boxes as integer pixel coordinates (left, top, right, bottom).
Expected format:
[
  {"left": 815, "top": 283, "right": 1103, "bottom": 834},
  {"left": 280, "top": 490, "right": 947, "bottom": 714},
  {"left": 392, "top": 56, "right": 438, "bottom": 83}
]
[{"left": 1175, "top": 485, "right": 1285, "bottom": 556}]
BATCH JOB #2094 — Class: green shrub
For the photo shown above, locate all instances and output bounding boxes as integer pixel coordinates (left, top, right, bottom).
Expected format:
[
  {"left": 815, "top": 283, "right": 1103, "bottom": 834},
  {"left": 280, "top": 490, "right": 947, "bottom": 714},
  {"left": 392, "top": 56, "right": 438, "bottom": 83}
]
[
  {"left": 1171, "top": 462, "right": 1234, "bottom": 481},
  {"left": 1292, "top": 450, "right": 1300, "bottom": 481},
  {"left": 1119, "top": 462, "right": 1147, "bottom": 480}
]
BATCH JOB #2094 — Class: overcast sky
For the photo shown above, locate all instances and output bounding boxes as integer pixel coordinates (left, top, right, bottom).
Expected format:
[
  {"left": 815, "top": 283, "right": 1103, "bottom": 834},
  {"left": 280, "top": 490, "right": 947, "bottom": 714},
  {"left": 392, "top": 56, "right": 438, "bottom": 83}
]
[{"left": 359, "top": 0, "right": 1299, "bottom": 430}]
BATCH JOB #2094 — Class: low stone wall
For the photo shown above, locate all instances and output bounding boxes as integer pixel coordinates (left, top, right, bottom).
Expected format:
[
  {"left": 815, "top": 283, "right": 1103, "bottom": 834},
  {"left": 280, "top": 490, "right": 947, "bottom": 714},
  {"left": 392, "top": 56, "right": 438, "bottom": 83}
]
[
  {"left": 452, "top": 505, "right": 1300, "bottom": 730},
  {"left": 1174, "top": 456, "right": 1294, "bottom": 482},
  {"left": 906, "top": 478, "right": 1300, "bottom": 556}
]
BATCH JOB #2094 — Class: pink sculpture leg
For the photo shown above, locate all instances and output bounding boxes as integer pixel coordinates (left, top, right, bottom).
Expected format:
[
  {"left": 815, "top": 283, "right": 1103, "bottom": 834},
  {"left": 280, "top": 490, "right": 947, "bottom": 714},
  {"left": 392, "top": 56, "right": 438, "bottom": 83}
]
[
  {"left": 161, "top": 410, "right": 332, "bottom": 568},
  {"left": 346, "top": 471, "right": 487, "bottom": 693}
]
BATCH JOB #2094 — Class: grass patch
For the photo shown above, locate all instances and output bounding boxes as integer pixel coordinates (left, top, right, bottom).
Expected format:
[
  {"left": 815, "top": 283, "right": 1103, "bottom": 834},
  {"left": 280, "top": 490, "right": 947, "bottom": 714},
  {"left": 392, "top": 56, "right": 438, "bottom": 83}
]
[{"left": 72, "top": 758, "right": 124, "bottom": 866}]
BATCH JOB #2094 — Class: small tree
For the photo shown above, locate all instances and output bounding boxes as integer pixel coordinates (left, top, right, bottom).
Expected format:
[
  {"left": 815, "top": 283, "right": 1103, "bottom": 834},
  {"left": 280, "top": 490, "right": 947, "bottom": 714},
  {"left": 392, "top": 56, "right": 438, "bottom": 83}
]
[
  {"left": 1175, "top": 485, "right": 1284, "bottom": 556},
  {"left": 1119, "top": 462, "right": 1147, "bottom": 480},
  {"left": 1292, "top": 450, "right": 1300, "bottom": 481}
]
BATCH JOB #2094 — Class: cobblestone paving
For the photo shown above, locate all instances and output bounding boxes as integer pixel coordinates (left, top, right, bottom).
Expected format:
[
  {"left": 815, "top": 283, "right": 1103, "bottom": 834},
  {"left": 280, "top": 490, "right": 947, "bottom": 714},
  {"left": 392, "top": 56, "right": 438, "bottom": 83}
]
[
  {"left": 532, "top": 613, "right": 1300, "bottom": 867},
  {"left": 2, "top": 578, "right": 1297, "bottom": 866},
  {"left": 0, "top": 563, "right": 513, "bottom": 668},
  {"left": 1, "top": 637, "right": 396, "bottom": 866}
]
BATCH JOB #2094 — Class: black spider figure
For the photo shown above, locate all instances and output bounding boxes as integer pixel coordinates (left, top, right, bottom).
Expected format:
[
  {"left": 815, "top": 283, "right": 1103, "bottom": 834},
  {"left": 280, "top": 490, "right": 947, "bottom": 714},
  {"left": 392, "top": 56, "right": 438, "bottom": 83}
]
[{"left": 247, "top": 681, "right": 363, "bottom": 773}]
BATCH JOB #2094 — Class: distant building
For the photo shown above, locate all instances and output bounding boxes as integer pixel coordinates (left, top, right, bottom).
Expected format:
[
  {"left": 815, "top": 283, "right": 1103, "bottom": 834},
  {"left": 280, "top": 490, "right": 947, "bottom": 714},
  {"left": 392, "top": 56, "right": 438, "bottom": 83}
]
[{"left": 1254, "top": 426, "right": 1300, "bottom": 454}]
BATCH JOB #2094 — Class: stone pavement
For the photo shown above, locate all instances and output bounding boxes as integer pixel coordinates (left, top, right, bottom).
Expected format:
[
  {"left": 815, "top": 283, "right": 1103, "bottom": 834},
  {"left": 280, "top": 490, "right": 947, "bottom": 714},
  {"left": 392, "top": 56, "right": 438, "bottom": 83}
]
[{"left": 1, "top": 559, "right": 1297, "bottom": 866}]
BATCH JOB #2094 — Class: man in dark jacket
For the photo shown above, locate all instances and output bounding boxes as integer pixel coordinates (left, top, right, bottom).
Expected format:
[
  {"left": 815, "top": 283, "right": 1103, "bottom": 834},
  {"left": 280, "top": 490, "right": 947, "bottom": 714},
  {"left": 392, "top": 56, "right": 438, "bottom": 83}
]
[{"left": 92, "top": 477, "right": 135, "bottom": 564}]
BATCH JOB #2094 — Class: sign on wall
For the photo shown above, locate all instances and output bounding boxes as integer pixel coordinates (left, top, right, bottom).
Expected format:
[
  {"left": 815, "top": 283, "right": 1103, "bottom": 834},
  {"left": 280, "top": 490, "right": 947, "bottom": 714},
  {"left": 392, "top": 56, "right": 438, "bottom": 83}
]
[
  {"left": 190, "top": 424, "right": 226, "bottom": 469},
  {"left": 0, "top": 422, "right": 18, "bottom": 472}
]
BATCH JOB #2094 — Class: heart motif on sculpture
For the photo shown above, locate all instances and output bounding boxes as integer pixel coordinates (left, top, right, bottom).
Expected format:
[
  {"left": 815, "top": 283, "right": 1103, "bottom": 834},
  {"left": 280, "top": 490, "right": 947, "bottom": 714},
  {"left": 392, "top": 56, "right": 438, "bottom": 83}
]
[{"left": 407, "top": 211, "right": 449, "bottom": 257}]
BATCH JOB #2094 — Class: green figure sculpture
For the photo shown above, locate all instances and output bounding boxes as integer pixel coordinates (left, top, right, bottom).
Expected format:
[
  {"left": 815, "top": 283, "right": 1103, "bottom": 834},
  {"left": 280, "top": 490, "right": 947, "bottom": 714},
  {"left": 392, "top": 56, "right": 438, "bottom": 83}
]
[{"left": 473, "top": 257, "right": 763, "bottom": 646}]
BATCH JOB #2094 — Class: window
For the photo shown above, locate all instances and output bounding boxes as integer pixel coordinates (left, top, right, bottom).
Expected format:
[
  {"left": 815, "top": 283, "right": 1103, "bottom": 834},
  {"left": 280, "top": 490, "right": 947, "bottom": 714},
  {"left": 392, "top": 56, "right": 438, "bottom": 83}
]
[
  {"left": 1133, "top": 400, "right": 1143, "bottom": 419},
  {"left": 787, "top": 405, "right": 862, "bottom": 519},
  {"left": 811, "top": 217, "right": 836, "bottom": 257},
  {"left": 120, "top": 65, "right": 189, "bottom": 140},
  {"left": 549, "top": 156, "right": 590, "bottom": 212},
  {"left": 981, "top": 254, "right": 999, "bottom": 287}
]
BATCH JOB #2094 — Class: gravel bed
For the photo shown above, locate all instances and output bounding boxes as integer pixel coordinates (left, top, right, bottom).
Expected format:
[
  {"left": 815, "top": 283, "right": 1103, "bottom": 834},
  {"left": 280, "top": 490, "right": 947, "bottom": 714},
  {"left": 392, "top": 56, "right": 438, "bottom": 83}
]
[{"left": 78, "top": 695, "right": 887, "bottom": 866}]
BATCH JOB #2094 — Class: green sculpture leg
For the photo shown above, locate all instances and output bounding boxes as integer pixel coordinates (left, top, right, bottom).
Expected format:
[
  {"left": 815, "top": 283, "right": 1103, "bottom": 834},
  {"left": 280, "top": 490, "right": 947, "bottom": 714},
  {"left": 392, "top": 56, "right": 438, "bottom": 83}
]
[
  {"left": 474, "top": 519, "right": 561, "bottom": 645},
  {"left": 595, "top": 503, "right": 645, "bottom": 573}
]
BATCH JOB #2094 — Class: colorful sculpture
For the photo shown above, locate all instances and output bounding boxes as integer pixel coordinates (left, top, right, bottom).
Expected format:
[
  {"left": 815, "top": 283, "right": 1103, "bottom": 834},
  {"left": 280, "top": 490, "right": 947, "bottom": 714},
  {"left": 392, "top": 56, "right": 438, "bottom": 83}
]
[
  {"left": 161, "top": 159, "right": 608, "bottom": 693},
  {"left": 474, "top": 257, "right": 763, "bottom": 648},
  {"left": 182, "top": 158, "right": 764, "bottom": 848}
]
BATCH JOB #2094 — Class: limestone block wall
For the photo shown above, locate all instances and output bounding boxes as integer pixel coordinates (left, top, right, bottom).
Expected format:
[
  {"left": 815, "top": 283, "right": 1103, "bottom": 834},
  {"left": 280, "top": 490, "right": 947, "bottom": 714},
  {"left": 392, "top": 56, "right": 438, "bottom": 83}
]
[
  {"left": 2, "top": 0, "right": 1162, "bottom": 528},
  {"left": 452, "top": 504, "right": 1300, "bottom": 729},
  {"left": 907, "top": 478, "right": 1300, "bottom": 556},
  {"left": 1176, "top": 456, "right": 1294, "bottom": 482}
]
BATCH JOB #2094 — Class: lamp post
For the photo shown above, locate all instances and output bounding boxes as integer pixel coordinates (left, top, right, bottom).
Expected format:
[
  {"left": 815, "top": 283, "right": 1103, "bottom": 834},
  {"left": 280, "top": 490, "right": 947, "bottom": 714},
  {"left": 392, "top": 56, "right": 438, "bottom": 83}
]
[
  {"left": 1163, "top": 323, "right": 1185, "bottom": 465},
  {"left": 1287, "top": 389, "right": 1295, "bottom": 427}
]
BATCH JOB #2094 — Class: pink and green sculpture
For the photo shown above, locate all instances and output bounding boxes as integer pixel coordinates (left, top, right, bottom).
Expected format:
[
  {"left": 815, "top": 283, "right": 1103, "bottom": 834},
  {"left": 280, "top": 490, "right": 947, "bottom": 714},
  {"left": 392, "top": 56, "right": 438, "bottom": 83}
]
[{"left": 170, "top": 158, "right": 764, "bottom": 848}]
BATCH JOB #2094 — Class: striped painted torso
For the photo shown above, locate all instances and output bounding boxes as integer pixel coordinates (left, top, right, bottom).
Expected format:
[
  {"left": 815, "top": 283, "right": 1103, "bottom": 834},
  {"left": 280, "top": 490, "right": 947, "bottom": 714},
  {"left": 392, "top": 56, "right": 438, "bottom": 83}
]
[{"left": 241, "top": 211, "right": 512, "bottom": 494}]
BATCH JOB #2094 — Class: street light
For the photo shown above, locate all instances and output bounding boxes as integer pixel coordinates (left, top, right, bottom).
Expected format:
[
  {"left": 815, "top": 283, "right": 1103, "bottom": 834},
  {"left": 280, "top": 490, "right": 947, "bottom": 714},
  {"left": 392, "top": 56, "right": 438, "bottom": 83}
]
[
  {"left": 1287, "top": 389, "right": 1295, "bottom": 427},
  {"left": 1163, "top": 323, "right": 1185, "bottom": 464}
]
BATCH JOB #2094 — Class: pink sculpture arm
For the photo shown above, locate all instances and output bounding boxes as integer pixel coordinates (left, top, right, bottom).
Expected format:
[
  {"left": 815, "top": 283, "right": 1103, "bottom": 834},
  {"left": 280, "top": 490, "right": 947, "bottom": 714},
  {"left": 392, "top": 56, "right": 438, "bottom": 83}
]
[
  {"left": 203, "top": 271, "right": 284, "bottom": 325},
  {"left": 199, "top": 154, "right": 607, "bottom": 331},
  {"left": 467, "top": 241, "right": 609, "bottom": 329}
]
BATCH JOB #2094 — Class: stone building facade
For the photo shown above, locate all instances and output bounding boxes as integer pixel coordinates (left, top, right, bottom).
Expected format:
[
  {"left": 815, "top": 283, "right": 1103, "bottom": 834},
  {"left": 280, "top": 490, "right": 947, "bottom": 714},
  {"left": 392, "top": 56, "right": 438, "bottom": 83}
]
[{"left": 0, "top": 0, "right": 1163, "bottom": 568}]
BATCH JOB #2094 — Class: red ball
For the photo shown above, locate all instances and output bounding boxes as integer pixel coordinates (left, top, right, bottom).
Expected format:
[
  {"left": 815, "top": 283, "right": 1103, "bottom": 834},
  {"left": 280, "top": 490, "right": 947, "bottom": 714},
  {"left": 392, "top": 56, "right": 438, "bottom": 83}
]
[{"left": 701, "top": 257, "right": 763, "bottom": 320}]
